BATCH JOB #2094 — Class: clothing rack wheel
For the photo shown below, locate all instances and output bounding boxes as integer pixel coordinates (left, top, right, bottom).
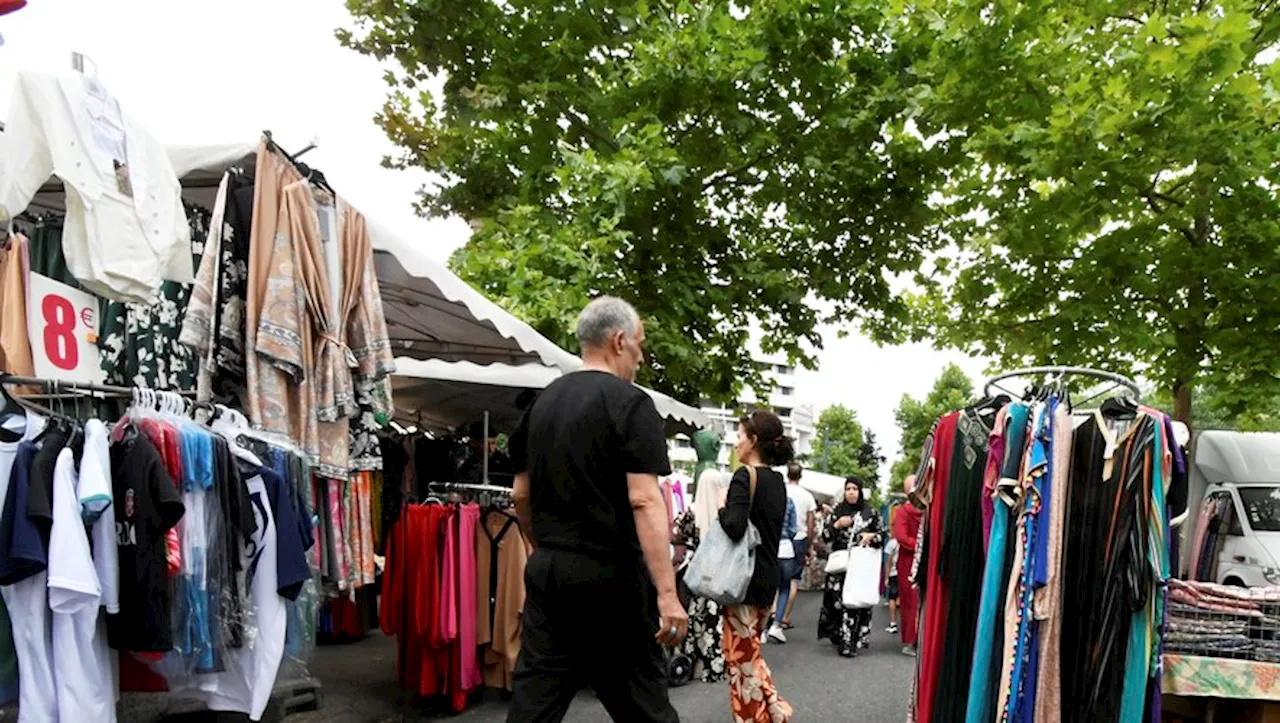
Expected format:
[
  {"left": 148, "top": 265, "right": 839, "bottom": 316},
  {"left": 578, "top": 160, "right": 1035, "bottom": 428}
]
[{"left": 982, "top": 365, "right": 1142, "bottom": 402}]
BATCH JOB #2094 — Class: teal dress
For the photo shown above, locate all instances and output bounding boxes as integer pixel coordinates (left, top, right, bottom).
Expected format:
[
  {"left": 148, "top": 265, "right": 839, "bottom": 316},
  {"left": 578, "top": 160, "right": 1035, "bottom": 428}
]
[{"left": 965, "top": 402, "right": 1030, "bottom": 723}]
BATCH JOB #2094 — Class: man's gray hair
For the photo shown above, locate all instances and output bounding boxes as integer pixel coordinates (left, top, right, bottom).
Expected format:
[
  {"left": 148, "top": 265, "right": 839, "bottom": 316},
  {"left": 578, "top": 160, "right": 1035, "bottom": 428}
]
[{"left": 576, "top": 296, "right": 641, "bottom": 349}]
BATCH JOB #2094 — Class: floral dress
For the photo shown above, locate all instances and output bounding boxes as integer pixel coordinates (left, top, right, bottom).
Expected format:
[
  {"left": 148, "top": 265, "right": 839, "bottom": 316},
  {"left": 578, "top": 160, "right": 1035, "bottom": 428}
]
[
  {"left": 817, "top": 506, "right": 884, "bottom": 657},
  {"left": 672, "top": 510, "right": 726, "bottom": 683},
  {"left": 99, "top": 204, "right": 207, "bottom": 390}
]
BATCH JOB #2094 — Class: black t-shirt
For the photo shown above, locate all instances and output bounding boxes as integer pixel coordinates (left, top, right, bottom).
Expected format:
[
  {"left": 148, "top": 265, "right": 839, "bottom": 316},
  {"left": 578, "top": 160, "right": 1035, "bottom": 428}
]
[
  {"left": 107, "top": 429, "right": 185, "bottom": 653},
  {"left": 509, "top": 370, "right": 672, "bottom": 560},
  {"left": 26, "top": 426, "right": 66, "bottom": 554}
]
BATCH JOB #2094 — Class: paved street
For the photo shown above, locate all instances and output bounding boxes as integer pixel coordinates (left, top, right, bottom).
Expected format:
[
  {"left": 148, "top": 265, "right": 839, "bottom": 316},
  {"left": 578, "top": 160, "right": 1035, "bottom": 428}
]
[{"left": 297, "top": 591, "right": 914, "bottom": 722}]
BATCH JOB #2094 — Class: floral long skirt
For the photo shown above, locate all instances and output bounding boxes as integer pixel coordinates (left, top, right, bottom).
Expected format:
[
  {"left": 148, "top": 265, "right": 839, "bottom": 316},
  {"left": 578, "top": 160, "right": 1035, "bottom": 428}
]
[
  {"left": 817, "top": 572, "right": 872, "bottom": 656},
  {"left": 723, "top": 605, "right": 793, "bottom": 723},
  {"left": 680, "top": 596, "right": 726, "bottom": 682}
]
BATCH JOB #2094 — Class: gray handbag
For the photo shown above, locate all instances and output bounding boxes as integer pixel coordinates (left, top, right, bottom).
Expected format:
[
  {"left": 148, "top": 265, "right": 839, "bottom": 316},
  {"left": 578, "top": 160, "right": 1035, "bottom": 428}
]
[{"left": 683, "top": 466, "right": 761, "bottom": 607}]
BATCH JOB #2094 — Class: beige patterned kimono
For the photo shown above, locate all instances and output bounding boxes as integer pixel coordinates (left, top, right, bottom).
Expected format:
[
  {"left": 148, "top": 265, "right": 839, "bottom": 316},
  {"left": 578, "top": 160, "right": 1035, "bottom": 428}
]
[{"left": 252, "top": 168, "right": 395, "bottom": 479}]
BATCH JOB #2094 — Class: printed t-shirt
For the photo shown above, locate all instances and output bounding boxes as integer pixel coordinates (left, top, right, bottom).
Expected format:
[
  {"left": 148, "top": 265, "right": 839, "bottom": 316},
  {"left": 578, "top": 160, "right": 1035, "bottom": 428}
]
[
  {"left": 196, "top": 466, "right": 286, "bottom": 721},
  {"left": 508, "top": 370, "right": 672, "bottom": 559},
  {"left": 49, "top": 447, "right": 115, "bottom": 721},
  {"left": 108, "top": 428, "right": 185, "bottom": 652}
]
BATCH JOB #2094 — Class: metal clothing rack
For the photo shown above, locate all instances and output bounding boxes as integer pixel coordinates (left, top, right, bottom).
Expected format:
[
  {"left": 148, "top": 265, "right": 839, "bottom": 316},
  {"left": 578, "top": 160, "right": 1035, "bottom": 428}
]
[
  {"left": 0, "top": 374, "right": 196, "bottom": 398},
  {"left": 983, "top": 366, "right": 1142, "bottom": 407}
]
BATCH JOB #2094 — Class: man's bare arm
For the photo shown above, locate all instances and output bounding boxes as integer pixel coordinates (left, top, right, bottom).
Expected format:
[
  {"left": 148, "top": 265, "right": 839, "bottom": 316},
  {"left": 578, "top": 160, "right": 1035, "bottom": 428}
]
[
  {"left": 513, "top": 472, "right": 535, "bottom": 551},
  {"left": 628, "top": 472, "right": 688, "bottom": 645}
]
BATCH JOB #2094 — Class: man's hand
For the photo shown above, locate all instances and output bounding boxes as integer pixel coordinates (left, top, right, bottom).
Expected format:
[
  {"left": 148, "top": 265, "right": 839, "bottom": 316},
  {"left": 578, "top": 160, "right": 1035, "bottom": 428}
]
[{"left": 656, "top": 591, "right": 689, "bottom": 648}]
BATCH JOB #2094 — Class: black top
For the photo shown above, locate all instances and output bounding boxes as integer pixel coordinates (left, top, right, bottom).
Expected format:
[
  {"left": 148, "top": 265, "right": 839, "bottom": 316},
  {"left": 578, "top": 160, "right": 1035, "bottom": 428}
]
[
  {"left": 26, "top": 426, "right": 66, "bottom": 555},
  {"left": 509, "top": 370, "right": 672, "bottom": 560},
  {"left": 719, "top": 466, "right": 787, "bottom": 608},
  {"left": 108, "top": 429, "right": 185, "bottom": 652}
]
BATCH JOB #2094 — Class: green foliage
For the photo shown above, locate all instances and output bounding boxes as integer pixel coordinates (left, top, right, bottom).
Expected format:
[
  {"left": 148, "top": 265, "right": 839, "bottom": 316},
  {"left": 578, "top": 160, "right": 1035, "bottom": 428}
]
[
  {"left": 889, "top": 0, "right": 1280, "bottom": 423},
  {"left": 811, "top": 404, "right": 884, "bottom": 495},
  {"left": 889, "top": 363, "right": 976, "bottom": 490},
  {"left": 1150, "top": 385, "right": 1280, "bottom": 432},
  {"left": 339, "top": 0, "right": 952, "bottom": 403}
]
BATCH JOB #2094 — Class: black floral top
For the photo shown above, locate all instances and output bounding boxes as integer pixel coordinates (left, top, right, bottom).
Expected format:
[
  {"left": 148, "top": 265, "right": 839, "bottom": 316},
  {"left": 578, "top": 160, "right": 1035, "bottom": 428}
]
[{"left": 823, "top": 506, "right": 884, "bottom": 553}]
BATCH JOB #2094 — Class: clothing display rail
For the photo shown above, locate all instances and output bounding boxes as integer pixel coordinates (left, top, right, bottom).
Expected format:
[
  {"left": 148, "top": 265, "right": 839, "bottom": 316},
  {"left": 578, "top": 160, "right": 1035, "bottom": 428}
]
[{"left": 983, "top": 365, "right": 1142, "bottom": 402}]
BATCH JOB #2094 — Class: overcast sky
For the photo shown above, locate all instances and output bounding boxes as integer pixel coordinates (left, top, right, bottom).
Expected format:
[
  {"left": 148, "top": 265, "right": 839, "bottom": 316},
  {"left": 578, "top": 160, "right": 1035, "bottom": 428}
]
[{"left": 0, "top": 0, "right": 990, "bottom": 475}]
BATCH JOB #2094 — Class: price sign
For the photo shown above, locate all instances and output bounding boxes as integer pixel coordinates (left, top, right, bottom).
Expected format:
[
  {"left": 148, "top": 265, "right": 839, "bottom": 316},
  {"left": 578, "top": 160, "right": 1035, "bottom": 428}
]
[{"left": 25, "top": 272, "right": 104, "bottom": 385}]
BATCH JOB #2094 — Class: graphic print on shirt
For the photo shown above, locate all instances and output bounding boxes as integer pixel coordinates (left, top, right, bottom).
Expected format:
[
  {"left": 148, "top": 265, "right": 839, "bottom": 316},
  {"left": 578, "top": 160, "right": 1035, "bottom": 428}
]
[
  {"left": 245, "top": 490, "right": 269, "bottom": 588},
  {"left": 117, "top": 488, "right": 137, "bottom": 546}
]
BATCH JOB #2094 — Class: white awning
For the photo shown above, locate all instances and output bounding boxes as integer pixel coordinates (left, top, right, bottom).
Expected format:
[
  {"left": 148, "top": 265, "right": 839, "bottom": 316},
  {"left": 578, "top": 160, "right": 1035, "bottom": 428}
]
[{"left": 392, "top": 358, "right": 711, "bottom": 437}]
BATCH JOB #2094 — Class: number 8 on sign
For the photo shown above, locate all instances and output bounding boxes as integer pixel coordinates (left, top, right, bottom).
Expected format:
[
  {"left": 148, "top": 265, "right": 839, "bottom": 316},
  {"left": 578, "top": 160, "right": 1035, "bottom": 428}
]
[
  {"left": 41, "top": 294, "right": 78, "bottom": 370},
  {"left": 25, "top": 272, "right": 104, "bottom": 384}
]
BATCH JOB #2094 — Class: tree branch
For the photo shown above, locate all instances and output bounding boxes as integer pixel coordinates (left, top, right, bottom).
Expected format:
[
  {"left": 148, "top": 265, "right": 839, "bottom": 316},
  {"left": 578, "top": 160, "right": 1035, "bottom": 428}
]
[
  {"left": 553, "top": 99, "right": 621, "bottom": 152},
  {"left": 702, "top": 146, "right": 783, "bottom": 190}
]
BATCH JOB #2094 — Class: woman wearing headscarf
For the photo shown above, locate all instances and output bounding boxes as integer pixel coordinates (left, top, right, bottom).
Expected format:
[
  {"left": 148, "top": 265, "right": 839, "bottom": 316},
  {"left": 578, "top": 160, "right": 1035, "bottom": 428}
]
[
  {"left": 672, "top": 468, "right": 729, "bottom": 683},
  {"left": 817, "top": 477, "right": 885, "bottom": 657}
]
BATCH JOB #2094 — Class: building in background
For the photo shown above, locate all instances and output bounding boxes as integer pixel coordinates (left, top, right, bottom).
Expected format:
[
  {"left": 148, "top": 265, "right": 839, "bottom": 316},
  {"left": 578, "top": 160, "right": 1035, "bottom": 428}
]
[{"left": 669, "top": 355, "right": 816, "bottom": 469}]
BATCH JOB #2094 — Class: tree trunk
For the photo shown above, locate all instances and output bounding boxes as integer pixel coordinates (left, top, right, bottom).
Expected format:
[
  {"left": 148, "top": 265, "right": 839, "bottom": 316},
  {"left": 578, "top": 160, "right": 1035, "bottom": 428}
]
[{"left": 1174, "top": 378, "right": 1194, "bottom": 429}]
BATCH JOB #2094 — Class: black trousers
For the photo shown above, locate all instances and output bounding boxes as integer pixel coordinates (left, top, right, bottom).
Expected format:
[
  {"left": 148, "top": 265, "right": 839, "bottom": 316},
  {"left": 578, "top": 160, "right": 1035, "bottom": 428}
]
[{"left": 506, "top": 548, "right": 680, "bottom": 723}]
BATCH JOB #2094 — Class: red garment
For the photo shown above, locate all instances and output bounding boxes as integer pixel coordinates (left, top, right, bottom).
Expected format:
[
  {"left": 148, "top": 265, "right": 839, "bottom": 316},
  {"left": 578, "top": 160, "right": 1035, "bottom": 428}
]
[
  {"left": 138, "top": 418, "right": 184, "bottom": 576},
  {"left": 383, "top": 504, "right": 452, "bottom": 697},
  {"left": 0, "top": 1, "right": 26, "bottom": 17},
  {"left": 893, "top": 502, "right": 924, "bottom": 646},
  {"left": 915, "top": 412, "right": 959, "bottom": 723}
]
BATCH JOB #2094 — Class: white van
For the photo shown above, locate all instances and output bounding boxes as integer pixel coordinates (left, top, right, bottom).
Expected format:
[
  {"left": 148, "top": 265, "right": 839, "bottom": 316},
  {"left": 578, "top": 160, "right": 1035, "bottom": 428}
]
[{"left": 1181, "top": 430, "right": 1280, "bottom": 587}]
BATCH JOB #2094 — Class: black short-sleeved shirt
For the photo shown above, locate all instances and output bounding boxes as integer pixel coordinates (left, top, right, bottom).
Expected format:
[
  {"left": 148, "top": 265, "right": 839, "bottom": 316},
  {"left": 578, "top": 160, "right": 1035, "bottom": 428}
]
[
  {"left": 107, "top": 429, "right": 186, "bottom": 652},
  {"left": 509, "top": 370, "right": 672, "bottom": 560},
  {"left": 26, "top": 426, "right": 66, "bottom": 554}
]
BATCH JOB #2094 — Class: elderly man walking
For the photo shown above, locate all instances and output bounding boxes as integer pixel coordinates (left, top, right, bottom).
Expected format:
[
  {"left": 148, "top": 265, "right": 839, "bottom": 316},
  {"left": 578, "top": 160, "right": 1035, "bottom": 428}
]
[{"left": 506, "top": 296, "right": 686, "bottom": 723}]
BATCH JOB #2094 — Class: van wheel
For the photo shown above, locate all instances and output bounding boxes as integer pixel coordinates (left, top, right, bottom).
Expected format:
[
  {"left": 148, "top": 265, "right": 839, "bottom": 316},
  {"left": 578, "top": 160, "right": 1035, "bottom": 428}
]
[{"left": 1224, "top": 577, "right": 1246, "bottom": 587}]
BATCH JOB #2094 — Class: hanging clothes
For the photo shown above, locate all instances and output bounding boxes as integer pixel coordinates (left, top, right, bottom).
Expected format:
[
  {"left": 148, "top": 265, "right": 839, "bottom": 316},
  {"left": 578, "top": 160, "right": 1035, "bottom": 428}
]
[
  {"left": 476, "top": 506, "right": 527, "bottom": 691},
  {"left": 913, "top": 411, "right": 959, "bottom": 723},
  {"left": 932, "top": 404, "right": 994, "bottom": 723}
]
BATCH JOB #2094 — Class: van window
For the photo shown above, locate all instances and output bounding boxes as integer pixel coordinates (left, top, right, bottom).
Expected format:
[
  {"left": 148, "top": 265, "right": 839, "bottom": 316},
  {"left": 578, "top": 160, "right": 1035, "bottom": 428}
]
[{"left": 1237, "top": 487, "right": 1280, "bottom": 533}]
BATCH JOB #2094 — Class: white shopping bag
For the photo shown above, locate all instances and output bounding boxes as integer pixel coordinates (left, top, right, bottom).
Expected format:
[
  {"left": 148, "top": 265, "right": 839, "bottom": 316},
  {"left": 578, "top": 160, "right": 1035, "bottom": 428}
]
[{"left": 841, "top": 546, "right": 882, "bottom": 609}]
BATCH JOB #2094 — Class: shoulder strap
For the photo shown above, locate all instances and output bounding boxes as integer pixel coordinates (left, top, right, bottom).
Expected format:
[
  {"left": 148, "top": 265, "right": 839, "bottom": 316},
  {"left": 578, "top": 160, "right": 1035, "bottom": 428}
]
[{"left": 747, "top": 465, "right": 758, "bottom": 503}]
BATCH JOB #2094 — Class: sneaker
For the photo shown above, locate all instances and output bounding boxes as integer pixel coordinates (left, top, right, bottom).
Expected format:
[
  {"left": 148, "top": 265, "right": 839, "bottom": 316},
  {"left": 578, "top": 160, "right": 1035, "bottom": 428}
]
[
  {"left": 887, "top": 624, "right": 899, "bottom": 634},
  {"left": 902, "top": 645, "right": 917, "bottom": 657},
  {"left": 767, "top": 625, "right": 788, "bottom": 644}
]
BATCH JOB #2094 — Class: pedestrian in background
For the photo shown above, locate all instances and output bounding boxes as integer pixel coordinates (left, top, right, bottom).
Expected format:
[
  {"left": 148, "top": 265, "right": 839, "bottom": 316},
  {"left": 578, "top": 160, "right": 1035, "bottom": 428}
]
[
  {"left": 884, "top": 536, "right": 901, "bottom": 635},
  {"left": 506, "top": 296, "right": 685, "bottom": 723},
  {"left": 892, "top": 474, "right": 924, "bottom": 656},
  {"left": 718, "top": 410, "right": 795, "bottom": 723},
  {"left": 672, "top": 468, "right": 729, "bottom": 683},
  {"left": 767, "top": 492, "right": 798, "bottom": 644},
  {"left": 778, "top": 464, "right": 816, "bottom": 631},
  {"left": 817, "top": 477, "right": 884, "bottom": 658}
]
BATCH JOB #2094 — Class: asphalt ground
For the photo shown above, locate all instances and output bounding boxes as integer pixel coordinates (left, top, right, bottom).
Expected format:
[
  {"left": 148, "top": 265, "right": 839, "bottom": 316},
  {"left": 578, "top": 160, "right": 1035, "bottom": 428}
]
[{"left": 289, "top": 590, "right": 915, "bottom": 722}]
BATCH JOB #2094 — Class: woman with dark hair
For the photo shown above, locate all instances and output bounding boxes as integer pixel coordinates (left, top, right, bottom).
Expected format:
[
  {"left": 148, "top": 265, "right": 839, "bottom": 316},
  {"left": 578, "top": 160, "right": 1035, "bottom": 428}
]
[
  {"left": 817, "top": 477, "right": 884, "bottom": 657},
  {"left": 717, "top": 410, "right": 794, "bottom": 723}
]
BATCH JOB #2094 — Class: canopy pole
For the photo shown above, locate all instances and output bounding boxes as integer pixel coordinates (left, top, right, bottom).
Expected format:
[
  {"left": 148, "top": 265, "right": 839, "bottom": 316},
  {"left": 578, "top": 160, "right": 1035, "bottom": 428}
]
[{"left": 483, "top": 410, "right": 490, "bottom": 484}]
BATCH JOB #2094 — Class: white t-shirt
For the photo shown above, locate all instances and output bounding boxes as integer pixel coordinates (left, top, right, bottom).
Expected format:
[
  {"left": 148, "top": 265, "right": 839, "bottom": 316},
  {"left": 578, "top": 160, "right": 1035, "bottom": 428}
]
[
  {"left": 786, "top": 484, "right": 817, "bottom": 541},
  {"left": 49, "top": 447, "right": 115, "bottom": 722},
  {"left": 196, "top": 470, "right": 285, "bottom": 721},
  {"left": 80, "top": 420, "right": 118, "bottom": 614}
]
